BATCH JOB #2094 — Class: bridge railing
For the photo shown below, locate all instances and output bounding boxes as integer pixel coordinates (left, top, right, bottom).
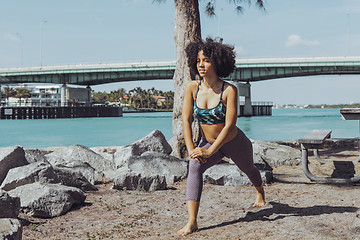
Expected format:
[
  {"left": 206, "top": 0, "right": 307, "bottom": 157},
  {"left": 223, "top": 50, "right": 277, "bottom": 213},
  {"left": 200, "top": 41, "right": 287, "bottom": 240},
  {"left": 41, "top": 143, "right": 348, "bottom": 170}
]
[{"left": 239, "top": 101, "right": 273, "bottom": 106}]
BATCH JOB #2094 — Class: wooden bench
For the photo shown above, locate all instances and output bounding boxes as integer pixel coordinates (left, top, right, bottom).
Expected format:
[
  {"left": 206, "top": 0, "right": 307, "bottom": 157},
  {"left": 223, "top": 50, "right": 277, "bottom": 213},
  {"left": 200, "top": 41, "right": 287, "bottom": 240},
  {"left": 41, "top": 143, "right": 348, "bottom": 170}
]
[{"left": 299, "top": 129, "right": 360, "bottom": 183}]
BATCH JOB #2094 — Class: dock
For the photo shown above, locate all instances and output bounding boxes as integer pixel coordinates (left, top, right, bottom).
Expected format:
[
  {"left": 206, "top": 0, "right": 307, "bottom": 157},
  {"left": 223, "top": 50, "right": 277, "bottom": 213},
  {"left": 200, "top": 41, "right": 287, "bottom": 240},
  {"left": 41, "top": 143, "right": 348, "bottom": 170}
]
[
  {"left": 0, "top": 106, "right": 123, "bottom": 119},
  {"left": 238, "top": 101, "right": 272, "bottom": 117}
]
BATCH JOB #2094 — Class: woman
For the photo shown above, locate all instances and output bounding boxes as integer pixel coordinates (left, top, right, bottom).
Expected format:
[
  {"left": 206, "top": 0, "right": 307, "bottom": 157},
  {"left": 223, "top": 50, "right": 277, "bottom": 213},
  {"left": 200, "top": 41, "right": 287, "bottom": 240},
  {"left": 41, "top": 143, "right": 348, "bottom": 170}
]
[{"left": 177, "top": 38, "right": 265, "bottom": 236}]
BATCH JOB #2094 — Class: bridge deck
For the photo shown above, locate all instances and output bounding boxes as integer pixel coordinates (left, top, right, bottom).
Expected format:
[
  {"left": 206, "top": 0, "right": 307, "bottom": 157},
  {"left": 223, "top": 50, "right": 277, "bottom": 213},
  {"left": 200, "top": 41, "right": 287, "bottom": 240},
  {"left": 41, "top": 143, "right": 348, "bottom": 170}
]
[{"left": 1, "top": 57, "right": 360, "bottom": 86}]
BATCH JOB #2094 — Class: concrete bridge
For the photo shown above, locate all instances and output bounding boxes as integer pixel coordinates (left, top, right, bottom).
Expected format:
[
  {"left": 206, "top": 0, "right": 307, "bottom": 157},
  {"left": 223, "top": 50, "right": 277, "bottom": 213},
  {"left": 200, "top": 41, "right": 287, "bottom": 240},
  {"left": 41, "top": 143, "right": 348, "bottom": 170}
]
[{"left": 1, "top": 56, "right": 360, "bottom": 115}]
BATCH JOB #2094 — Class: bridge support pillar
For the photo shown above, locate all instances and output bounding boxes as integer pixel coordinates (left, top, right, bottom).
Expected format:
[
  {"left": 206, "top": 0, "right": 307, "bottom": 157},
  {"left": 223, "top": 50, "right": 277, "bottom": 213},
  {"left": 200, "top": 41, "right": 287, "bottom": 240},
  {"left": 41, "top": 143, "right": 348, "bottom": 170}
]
[
  {"left": 86, "top": 85, "right": 91, "bottom": 106},
  {"left": 234, "top": 82, "right": 253, "bottom": 117},
  {"left": 61, "top": 84, "right": 67, "bottom": 107}
]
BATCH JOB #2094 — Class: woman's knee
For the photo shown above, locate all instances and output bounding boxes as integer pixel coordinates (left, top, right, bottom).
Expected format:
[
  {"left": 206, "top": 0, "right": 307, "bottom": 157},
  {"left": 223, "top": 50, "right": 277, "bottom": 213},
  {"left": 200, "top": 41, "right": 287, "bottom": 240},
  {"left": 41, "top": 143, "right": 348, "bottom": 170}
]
[{"left": 188, "top": 158, "right": 202, "bottom": 173}]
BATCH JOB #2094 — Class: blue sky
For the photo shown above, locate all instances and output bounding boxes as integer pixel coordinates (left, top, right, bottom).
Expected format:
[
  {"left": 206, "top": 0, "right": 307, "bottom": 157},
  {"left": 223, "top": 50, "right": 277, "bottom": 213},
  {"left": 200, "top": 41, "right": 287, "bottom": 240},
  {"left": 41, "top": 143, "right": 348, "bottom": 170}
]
[{"left": 1, "top": 0, "right": 360, "bottom": 105}]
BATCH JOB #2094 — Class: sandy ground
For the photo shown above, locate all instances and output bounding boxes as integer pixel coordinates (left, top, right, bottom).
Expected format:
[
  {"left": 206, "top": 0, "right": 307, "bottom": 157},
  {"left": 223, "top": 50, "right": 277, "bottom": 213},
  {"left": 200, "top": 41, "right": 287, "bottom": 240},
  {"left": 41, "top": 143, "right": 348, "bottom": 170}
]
[{"left": 20, "top": 147, "right": 360, "bottom": 240}]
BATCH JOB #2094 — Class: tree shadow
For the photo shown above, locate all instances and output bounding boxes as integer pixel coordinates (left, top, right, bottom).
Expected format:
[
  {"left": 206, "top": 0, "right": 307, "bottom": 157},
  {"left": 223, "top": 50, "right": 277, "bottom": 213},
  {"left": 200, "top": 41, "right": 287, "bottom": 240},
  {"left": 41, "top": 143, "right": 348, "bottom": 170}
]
[{"left": 199, "top": 201, "right": 358, "bottom": 232}]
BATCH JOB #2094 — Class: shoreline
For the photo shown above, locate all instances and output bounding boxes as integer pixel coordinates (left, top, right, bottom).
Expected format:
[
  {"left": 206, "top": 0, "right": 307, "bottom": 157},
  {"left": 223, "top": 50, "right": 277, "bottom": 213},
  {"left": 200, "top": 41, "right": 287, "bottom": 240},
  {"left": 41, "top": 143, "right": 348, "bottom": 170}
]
[{"left": 123, "top": 109, "right": 172, "bottom": 113}]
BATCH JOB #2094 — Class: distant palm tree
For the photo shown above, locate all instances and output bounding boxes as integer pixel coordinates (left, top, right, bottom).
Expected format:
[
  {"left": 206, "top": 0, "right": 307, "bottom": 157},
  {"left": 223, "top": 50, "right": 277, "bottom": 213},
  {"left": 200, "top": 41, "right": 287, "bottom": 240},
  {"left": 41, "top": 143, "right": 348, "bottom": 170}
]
[
  {"left": 15, "top": 88, "right": 31, "bottom": 106},
  {"left": 2, "top": 86, "right": 16, "bottom": 105}
]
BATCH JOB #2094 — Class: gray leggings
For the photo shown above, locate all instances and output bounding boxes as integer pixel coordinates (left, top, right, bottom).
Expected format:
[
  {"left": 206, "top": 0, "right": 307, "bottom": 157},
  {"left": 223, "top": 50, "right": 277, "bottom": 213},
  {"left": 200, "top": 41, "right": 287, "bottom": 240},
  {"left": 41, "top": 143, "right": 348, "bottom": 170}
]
[{"left": 186, "top": 128, "right": 262, "bottom": 201}]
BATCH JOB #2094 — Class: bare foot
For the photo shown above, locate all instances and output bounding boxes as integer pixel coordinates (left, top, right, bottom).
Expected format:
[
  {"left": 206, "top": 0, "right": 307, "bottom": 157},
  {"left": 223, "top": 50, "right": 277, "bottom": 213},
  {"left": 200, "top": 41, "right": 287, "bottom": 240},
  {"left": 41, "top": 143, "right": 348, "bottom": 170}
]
[
  {"left": 177, "top": 222, "right": 198, "bottom": 236},
  {"left": 253, "top": 185, "right": 265, "bottom": 207}
]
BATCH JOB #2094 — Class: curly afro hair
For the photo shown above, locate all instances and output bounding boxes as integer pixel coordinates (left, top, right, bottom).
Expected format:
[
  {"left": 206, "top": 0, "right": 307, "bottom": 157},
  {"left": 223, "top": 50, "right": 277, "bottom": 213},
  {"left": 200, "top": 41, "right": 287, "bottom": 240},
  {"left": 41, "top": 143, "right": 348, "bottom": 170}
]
[{"left": 185, "top": 37, "right": 236, "bottom": 79}]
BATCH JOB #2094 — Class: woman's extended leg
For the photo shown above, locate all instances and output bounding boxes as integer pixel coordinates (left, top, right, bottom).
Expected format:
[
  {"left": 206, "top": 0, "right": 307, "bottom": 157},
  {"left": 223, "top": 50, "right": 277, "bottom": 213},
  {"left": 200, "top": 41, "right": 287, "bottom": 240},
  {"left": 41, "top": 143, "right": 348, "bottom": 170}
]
[
  {"left": 221, "top": 129, "right": 265, "bottom": 207},
  {"left": 177, "top": 138, "right": 224, "bottom": 236}
]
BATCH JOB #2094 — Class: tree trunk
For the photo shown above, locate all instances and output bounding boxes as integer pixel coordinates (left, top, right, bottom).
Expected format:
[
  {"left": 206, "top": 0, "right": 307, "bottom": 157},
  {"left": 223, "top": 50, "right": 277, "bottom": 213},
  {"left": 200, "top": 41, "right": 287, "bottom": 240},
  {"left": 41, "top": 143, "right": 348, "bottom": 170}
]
[{"left": 172, "top": 0, "right": 201, "bottom": 158}]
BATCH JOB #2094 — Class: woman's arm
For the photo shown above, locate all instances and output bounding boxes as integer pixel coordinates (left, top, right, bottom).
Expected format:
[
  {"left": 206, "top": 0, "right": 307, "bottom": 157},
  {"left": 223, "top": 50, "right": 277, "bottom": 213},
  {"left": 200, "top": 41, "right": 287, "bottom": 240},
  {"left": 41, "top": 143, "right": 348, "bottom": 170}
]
[
  {"left": 182, "top": 81, "right": 196, "bottom": 153},
  {"left": 190, "top": 83, "right": 238, "bottom": 159}
]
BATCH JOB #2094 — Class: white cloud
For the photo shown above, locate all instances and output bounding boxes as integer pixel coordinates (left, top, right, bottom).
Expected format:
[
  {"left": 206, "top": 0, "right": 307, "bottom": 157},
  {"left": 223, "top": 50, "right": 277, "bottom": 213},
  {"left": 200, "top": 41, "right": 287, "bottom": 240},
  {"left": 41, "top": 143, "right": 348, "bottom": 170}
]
[
  {"left": 285, "top": 34, "right": 320, "bottom": 47},
  {"left": 3, "top": 34, "right": 20, "bottom": 42},
  {"left": 234, "top": 45, "right": 247, "bottom": 56}
]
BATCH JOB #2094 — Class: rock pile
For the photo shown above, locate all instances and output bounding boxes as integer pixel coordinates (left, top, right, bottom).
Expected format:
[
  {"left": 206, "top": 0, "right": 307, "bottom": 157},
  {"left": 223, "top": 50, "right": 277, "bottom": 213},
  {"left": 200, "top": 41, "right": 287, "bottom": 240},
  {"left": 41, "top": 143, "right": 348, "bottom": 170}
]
[{"left": 0, "top": 129, "right": 302, "bottom": 239}]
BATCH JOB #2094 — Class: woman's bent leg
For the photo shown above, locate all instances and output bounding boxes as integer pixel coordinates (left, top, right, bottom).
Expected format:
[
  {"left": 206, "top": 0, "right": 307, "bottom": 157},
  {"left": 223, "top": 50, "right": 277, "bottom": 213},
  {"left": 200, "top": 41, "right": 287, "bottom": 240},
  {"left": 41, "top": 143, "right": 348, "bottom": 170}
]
[
  {"left": 176, "top": 201, "right": 199, "bottom": 236},
  {"left": 186, "top": 145, "right": 225, "bottom": 201},
  {"left": 178, "top": 139, "right": 224, "bottom": 236}
]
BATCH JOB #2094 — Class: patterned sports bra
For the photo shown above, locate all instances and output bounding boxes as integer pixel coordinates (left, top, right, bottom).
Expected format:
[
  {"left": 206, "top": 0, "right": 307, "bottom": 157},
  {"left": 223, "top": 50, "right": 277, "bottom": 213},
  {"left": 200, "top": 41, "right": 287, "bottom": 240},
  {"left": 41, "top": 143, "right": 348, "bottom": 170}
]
[{"left": 193, "top": 80, "right": 226, "bottom": 124}]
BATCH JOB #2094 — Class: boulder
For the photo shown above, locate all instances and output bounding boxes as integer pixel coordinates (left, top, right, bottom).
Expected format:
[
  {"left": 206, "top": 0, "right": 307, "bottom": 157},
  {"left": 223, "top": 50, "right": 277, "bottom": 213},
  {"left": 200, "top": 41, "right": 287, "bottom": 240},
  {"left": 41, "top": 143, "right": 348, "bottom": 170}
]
[
  {"left": 45, "top": 145, "right": 110, "bottom": 183},
  {"left": 113, "top": 130, "right": 172, "bottom": 168},
  {"left": 0, "top": 190, "right": 20, "bottom": 218},
  {"left": 47, "top": 158, "right": 100, "bottom": 184},
  {"left": 46, "top": 144, "right": 115, "bottom": 172},
  {"left": 0, "top": 146, "right": 28, "bottom": 185},
  {"left": 112, "top": 151, "right": 188, "bottom": 192},
  {"left": 0, "top": 162, "right": 59, "bottom": 191},
  {"left": 130, "top": 129, "right": 172, "bottom": 155},
  {"left": 252, "top": 140, "right": 301, "bottom": 168},
  {"left": 203, "top": 161, "right": 273, "bottom": 186},
  {"left": 0, "top": 162, "right": 96, "bottom": 192},
  {"left": 52, "top": 167, "right": 98, "bottom": 191},
  {"left": 90, "top": 146, "right": 119, "bottom": 161},
  {"left": 112, "top": 146, "right": 134, "bottom": 168},
  {"left": 112, "top": 169, "right": 167, "bottom": 192},
  {"left": 8, "top": 182, "right": 86, "bottom": 218},
  {"left": 127, "top": 152, "right": 188, "bottom": 184},
  {"left": 24, "top": 149, "right": 48, "bottom": 164},
  {"left": 0, "top": 218, "right": 22, "bottom": 240}
]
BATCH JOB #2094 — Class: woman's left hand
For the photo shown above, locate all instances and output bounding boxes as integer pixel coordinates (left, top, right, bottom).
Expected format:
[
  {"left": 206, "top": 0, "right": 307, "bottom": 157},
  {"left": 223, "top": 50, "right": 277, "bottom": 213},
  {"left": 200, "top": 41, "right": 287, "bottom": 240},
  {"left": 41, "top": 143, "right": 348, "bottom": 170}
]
[{"left": 189, "top": 147, "right": 212, "bottom": 160}]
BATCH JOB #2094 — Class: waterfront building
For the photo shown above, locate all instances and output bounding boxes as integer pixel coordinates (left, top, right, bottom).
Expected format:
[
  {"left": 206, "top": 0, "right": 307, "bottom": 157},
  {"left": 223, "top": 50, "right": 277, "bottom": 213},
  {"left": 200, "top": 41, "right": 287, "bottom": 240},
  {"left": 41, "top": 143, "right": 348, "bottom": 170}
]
[
  {"left": 153, "top": 95, "right": 166, "bottom": 107},
  {"left": 1, "top": 84, "right": 91, "bottom": 107}
]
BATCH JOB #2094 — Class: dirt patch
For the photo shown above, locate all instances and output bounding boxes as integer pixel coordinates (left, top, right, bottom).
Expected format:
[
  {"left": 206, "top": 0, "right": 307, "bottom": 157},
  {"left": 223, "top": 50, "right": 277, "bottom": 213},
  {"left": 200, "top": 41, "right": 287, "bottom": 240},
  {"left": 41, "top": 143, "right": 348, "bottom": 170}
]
[{"left": 21, "top": 148, "right": 360, "bottom": 240}]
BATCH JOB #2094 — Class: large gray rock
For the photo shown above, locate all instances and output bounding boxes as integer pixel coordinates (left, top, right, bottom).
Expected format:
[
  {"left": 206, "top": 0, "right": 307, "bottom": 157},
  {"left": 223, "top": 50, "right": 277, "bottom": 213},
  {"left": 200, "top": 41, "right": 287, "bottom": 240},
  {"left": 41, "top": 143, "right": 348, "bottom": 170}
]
[
  {"left": 24, "top": 149, "right": 48, "bottom": 164},
  {"left": 112, "top": 169, "right": 167, "bottom": 192},
  {"left": 0, "top": 146, "right": 28, "bottom": 185},
  {"left": 112, "top": 152, "right": 187, "bottom": 191},
  {"left": 45, "top": 145, "right": 111, "bottom": 183},
  {"left": 46, "top": 144, "right": 115, "bottom": 172},
  {"left": 0, "top": 161, "right": 96, "bottom": 192},
  {"left": 0, "top": 218, "right": 22, "bottom": 240},
  {"left": 52, "top": 166, "right": 97, "bottom": 191},
  {"left": 0, "top": 190, "right": 20, "bottom": 218},
  {"left": 8, "top": 182, "right": 86, "bottom": 218},
  {"left": 125, "top": 152, "right": 188, "bottom": 184},
  {"left": 0, "top": 162, "right": 59, "bottom": 191},
  {"left": 90, "top": 146, "right": 119, "bottom": 162},
  {"left": 204, "top": 161, "right": 273, "bottom": 186},
  {"left": 131, "top": 129, "right": 172, "bottom": 154},
  {"left": 48, "top": 158, "right": 99, "bottom": 184},
  {"left": 113, "top": 130, "right": 172, "bottom": 168},
  {"left": 252, "top": 140, "right": 301, "bottom": 168}
]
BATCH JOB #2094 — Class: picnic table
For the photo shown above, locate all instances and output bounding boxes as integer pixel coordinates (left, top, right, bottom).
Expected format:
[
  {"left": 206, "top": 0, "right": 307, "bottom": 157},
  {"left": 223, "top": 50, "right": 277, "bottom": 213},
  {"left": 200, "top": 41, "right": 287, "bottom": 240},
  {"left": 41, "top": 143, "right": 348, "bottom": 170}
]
[
  {"left": 299, "top": 129, "right": 360, "bottom": 183},
  {"left": 340, "top": 108, "right": 360, "bottom": 162}
]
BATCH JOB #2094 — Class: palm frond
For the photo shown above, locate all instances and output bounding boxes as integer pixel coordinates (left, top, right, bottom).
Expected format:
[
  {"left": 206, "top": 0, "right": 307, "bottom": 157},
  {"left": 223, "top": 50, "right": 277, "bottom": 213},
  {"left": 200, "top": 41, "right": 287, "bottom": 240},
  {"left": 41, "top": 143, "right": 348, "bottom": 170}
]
[{"left": 205, "top": 1, "right": 216, "bottom": 17}]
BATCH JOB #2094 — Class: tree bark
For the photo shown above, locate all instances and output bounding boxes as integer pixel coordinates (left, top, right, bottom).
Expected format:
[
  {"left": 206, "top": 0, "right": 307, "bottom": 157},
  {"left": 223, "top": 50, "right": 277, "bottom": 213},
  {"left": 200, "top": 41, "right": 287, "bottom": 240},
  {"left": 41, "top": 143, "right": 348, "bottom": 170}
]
[{"left": 172, "top": 0, "right": 201, "bottom": 158}]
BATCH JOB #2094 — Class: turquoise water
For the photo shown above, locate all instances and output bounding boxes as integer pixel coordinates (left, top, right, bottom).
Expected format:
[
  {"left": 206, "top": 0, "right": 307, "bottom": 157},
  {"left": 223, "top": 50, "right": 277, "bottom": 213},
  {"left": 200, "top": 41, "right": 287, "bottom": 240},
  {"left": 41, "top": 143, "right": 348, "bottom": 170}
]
[{"left": 0, "top": 108, "right": 358, "bottom": 148}]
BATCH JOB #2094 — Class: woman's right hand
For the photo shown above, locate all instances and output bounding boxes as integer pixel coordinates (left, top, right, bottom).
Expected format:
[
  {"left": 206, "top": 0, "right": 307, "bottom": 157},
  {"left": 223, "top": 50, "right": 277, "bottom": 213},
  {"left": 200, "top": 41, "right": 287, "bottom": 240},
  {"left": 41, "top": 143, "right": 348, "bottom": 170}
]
[{"left": 188, "top": 149, "right": 207, "bottom": 163}]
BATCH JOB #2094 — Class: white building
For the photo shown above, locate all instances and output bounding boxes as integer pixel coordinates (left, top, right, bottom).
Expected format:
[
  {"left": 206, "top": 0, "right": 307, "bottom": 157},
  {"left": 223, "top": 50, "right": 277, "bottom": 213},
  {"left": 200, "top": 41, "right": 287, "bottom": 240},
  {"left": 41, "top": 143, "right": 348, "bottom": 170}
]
[{"left": 1, "top": 84, "right": 91, "bottom": 107}]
